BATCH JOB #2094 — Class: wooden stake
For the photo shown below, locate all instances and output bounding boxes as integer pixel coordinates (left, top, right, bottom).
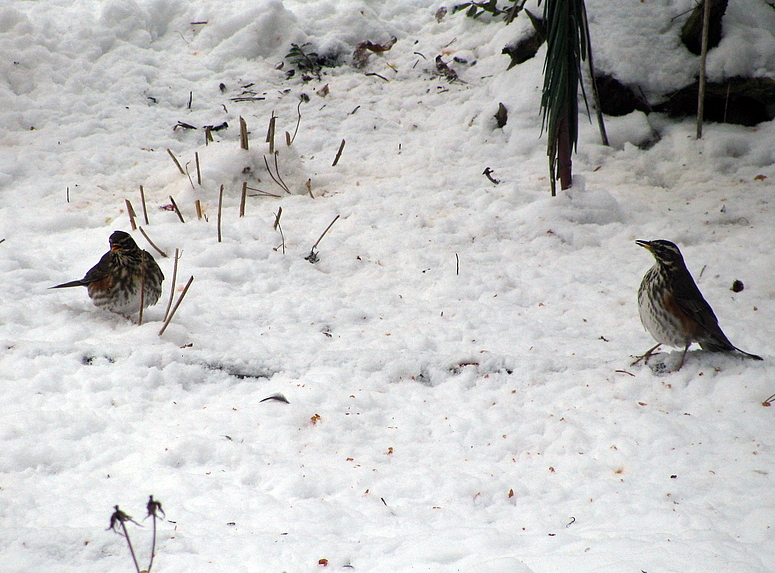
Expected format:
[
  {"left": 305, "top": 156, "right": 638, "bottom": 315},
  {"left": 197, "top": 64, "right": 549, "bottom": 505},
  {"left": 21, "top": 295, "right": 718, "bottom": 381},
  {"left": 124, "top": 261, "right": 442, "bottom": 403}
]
[
  {"left": 332, "top": 139, "right": 346, "bottom": 166},
  {"left": 167, "top": 149, "right": 185, "bottom": 174},
  {"left": 217, "top": 184, "right": 224, "bottom": 242},
  {"left": 195, "top": 152, "right": 202, "bottom": 185},
  {"left": 159, "top": 275, "right": 194, "bottom": 336},
  {"left": 125, "top": 199, "right": 137, "bottom": 230},
  {"left": 239, "top": 117, "right": 249, "bottom": 150},
  {"left": 239, "top": 182, "right": 247, "bottom": 217},
  {"left": 139, "top": 185, "right": 149, "bottom": 225},
  {"left": 169, "top": 196, "right": 185, "bottom": 223}
]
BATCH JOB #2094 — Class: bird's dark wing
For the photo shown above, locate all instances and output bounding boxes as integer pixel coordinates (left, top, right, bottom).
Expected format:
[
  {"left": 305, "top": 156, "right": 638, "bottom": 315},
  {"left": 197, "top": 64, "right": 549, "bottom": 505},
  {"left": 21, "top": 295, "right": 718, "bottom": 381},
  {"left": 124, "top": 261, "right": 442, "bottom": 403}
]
[
  {"left": 51, "top": 252, "right": 113, "bottom": 289},
  {"left": 79, "top": 252, "right": 114, "bottom": 284},
  {"left": 671, "top": 269, "right": 736, "bottom": 351}
]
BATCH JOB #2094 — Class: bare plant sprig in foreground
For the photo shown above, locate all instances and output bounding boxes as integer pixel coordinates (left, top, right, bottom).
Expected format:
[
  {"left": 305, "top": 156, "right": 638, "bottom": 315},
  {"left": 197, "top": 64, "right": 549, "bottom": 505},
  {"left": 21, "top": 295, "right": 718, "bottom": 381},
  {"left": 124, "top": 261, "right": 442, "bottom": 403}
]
[
  {"left": 108, "top": 498, "right": 165, "bottom": 573},
  {"left": 146, "top": 496, "right": 165, "bottom": 572},
  {"left": 108, "top": 506, "right": 142, "bottom": 573}
]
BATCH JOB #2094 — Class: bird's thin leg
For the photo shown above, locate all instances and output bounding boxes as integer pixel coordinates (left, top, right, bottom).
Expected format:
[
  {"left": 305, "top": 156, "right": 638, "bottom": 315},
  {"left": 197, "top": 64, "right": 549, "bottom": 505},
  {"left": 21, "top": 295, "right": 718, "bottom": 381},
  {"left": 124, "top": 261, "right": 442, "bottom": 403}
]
[
  {"left": 632, "top": 343, "right": 662, "bottom": 366},
  {"left": 676, "top": 343, "right": 690, "bottom": 370}
]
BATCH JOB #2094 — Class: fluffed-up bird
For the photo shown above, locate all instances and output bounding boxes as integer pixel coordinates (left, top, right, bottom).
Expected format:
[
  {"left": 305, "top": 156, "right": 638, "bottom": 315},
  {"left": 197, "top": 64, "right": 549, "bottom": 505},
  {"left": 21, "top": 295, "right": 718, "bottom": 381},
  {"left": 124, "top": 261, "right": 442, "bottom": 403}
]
[{"left": 51, "top": 230, "right": 164, "bottom": 317}]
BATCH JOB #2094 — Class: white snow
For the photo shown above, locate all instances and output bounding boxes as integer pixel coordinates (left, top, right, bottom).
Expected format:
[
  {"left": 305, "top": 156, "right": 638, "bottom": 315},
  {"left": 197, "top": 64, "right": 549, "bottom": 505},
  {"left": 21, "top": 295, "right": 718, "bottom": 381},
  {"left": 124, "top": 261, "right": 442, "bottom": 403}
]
[{"left": 1, "top": 1, "right": 774, "bottom": 572}]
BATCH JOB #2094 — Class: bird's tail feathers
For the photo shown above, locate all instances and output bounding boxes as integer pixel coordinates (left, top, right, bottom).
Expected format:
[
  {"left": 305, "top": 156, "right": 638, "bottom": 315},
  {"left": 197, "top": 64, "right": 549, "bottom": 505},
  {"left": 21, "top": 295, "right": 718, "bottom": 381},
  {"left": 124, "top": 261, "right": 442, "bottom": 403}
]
[{"left": 50, "top": 280, "right": 86, "bottom": 289}]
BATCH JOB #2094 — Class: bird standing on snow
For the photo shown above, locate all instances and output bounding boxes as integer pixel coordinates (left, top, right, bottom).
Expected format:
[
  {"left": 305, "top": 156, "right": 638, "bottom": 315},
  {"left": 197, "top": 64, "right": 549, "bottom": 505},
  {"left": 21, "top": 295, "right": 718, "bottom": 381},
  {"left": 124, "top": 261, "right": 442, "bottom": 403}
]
[
  {"left": 51, "top": 230, "right": 164, "bottom": 317},
  {"left": 633, "top": 239, "right": 762, "bottom": 369}
]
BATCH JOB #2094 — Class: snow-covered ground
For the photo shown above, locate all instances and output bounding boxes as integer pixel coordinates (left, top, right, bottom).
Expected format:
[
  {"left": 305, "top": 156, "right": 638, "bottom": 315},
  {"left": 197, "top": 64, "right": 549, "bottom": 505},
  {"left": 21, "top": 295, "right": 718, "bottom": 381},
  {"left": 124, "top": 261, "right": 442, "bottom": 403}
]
[{"left": 1, "top": 1, "right": 774, "bottom": 571}]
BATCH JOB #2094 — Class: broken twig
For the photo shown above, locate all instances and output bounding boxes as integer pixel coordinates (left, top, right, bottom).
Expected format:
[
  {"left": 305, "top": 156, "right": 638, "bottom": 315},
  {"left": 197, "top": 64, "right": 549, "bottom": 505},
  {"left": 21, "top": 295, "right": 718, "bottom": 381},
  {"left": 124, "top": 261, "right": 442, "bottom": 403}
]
[
  {"left": 138, "top": 226, "right": 168, "bottom": 258},
  {"left": 239, "top": 116, "right": 249, "bottom": 150},
  {"left": 166, "top": 149, "right": 185, "bottom": 175},
  {"left": 332, "top": 139, "right": 346, "bottom": 167},
  {"left": 125, "top": 199, "right": 138, "bottom": 231},
  {"left": 217, "top": 184, "right": 224, "bottom": 242},
  {"left": 306, "top": 214, "right": 340, "bottom": 262},
  {"left": 139, "top": 186, "right": 149, "bottom": 225}
]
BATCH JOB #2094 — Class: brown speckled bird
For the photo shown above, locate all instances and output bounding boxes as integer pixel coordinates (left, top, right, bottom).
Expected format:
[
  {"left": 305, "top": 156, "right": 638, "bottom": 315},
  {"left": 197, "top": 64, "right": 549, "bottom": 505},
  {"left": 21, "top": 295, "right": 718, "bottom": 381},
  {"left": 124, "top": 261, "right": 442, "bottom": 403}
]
[
  {"left": 633, "top": 239, "right": 762, "bottom": 369},
  {"left": 51, "top": 231, "right": 164, "bottom": 316}
]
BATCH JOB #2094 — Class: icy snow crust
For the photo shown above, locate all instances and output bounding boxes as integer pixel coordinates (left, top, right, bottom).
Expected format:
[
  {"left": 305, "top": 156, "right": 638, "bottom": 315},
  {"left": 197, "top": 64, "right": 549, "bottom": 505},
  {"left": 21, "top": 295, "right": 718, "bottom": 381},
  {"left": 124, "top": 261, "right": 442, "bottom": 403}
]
[{"left": 1, "top": 1, "right": 774, "bottom": 572}]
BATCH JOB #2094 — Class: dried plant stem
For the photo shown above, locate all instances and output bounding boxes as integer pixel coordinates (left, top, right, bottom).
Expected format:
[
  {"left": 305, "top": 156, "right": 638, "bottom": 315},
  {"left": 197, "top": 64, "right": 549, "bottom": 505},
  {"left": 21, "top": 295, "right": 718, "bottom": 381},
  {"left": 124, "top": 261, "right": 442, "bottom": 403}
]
[
  {"left": 148, "top": 511, "right": 158, "bottom": 572},
  {"left": 125, "top": 199, "right": 137, "bottom": 231},
  {"left": 139, "top": 227, "right": 168, "bottom": 258},
  {"left": 332, "top": 139, "right": 346, "bottom": 166},
  {"left": 195, "top": 199, "right": 203, "bottom": 220},
  {"left": 119, "top": 520, "right": 142, "bottom": 573},
  {"left": 159, "top": 275, "right": 194, "bottom": 336},
  {"left": 239, "top": 116, "right": 249, "bottom": 150},
  {"left": 245, "top": 186, "right": 281, "bottom": 198},
  {"left": 290, "top": 100, "right": 303, "bottom": 144},
  {"left": 169, "top": 196, "right": 185, "bottom": 223},
  {"left": 274, "top": 206, "right": 285, "bottom": 254},
  {"left": 163, "top": 249, "right": 180, "bottom": 322},
  {"left": 167, "top": 148, "right": 185, "bottom": 175},
  {"left": 312, "top": 214, "right": 340, "bottom": 251},
  {"left": 263, "top": 153, "right": 290, "bottom": 194},
  {"left": 239, "top": 182, "right": 247, "bottom": 217},
  {"left": 195, "top": 152, "right": 202, "bottom": 185},
  {"left": 139, "top": 186, "right": 149, "bottom": 225},
  {"left": 267, "top": 114, "right": 276, "bottom": 154},
  {"left": 581, "top": 1, "right": 608, "bottom": 146},
  {"left": 217, "top": 184, "right": 224, "bottom": 242}
]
